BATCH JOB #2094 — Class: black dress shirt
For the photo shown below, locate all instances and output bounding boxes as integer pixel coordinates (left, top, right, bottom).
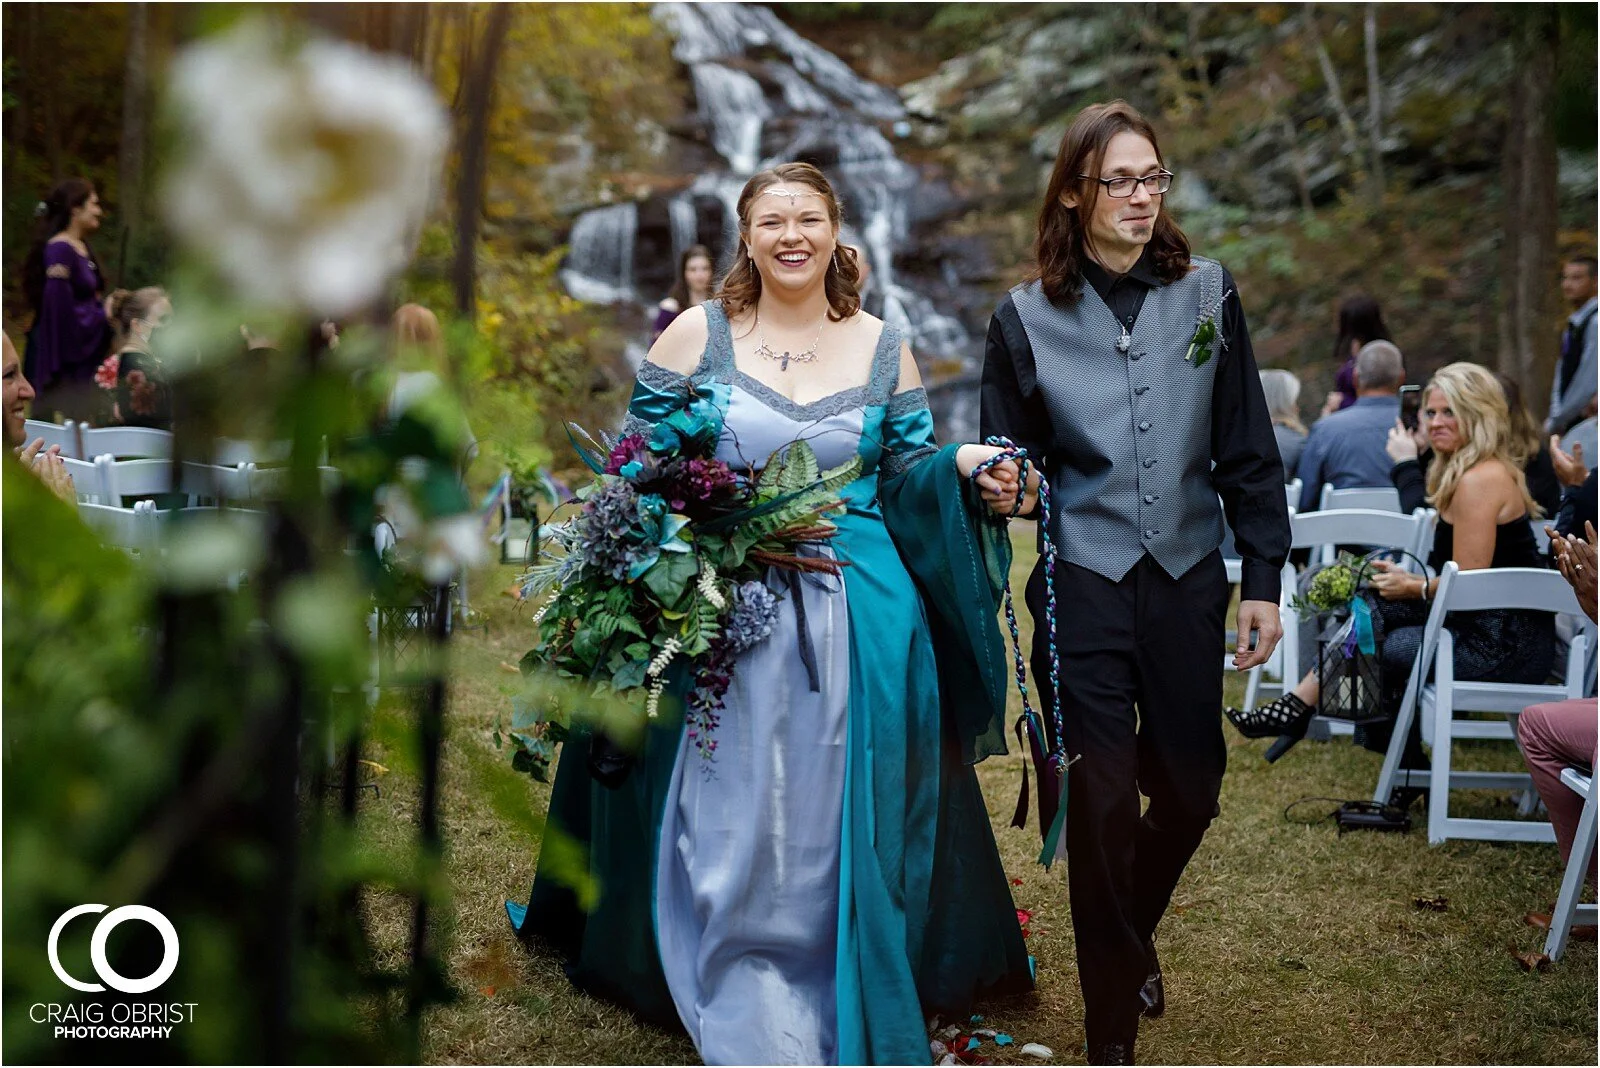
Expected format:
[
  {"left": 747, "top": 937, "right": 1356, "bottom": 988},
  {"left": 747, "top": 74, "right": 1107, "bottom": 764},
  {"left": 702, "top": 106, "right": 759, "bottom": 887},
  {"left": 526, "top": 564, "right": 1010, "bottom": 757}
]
[{"left": 981, "top": 248, "right": 1291, "bottom": 603}]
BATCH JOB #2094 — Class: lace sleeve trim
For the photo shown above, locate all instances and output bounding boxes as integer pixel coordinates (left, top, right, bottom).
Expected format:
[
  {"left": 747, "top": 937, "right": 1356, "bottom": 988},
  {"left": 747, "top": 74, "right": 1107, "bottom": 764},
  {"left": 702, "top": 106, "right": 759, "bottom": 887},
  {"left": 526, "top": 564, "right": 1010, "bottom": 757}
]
[
  {"left": 885, "top": 386, "right": 929, "bottom": 420},
  {"left": 621, "top": 412, "right": 654, "bottom": 439},
  {"left": 45, "top": 264, "right": 71, "bottom": 280},
  {"left": 867, "top": 323, "right": 904, "bottom": 404},
  {"left": 879, "top": 443, "right": 938, "bottom": 478},
  {"left": 637, "top": 360, "right": 689, "bottom": 390}
]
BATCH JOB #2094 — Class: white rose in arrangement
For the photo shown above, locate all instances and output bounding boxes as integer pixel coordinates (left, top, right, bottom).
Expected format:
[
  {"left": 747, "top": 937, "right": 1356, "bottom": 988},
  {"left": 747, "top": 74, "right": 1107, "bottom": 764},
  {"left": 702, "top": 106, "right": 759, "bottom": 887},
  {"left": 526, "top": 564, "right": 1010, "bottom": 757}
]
[{"left": 163, "top": 20, "right": 450, "bottom": 317}]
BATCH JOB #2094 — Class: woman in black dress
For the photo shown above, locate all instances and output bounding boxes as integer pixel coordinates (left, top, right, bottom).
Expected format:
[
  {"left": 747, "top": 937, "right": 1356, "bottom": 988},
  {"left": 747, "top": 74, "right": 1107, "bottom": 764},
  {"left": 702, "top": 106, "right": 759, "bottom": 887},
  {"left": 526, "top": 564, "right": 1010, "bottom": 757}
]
[{"left": 1227, "top": 362, "right": 1555, "bottom": 805}]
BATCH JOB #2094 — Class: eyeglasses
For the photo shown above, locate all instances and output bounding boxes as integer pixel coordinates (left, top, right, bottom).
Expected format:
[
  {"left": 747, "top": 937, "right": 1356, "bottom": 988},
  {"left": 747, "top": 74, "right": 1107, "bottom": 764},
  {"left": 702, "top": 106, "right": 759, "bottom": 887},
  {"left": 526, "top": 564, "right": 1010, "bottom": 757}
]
[{"left": 1076, "top": 171, "right": 1174, "bottom": 198}]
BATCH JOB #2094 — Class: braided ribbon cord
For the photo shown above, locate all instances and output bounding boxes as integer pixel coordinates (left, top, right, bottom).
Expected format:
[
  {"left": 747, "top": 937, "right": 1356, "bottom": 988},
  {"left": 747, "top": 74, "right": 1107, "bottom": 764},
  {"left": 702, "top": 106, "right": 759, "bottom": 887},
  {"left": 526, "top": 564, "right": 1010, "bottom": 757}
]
[{"left": 966, "top": 434, "right": 1068, "bottom": 869}]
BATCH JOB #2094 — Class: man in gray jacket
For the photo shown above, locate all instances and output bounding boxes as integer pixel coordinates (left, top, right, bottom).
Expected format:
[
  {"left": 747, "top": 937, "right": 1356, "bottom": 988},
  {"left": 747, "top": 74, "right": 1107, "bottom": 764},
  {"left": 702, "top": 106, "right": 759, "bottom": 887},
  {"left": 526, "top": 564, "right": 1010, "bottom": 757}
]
[{"left": 1548, "top": 255, "right": 1597, "bottom": 437}]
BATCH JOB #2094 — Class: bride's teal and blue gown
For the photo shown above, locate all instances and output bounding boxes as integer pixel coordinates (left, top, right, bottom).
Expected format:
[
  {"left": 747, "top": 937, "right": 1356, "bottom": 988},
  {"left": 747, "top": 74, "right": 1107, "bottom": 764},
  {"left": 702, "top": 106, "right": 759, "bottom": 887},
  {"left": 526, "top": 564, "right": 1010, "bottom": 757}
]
[{"left": 507, "top": 300, "right": 1032, "bottom": 1064}]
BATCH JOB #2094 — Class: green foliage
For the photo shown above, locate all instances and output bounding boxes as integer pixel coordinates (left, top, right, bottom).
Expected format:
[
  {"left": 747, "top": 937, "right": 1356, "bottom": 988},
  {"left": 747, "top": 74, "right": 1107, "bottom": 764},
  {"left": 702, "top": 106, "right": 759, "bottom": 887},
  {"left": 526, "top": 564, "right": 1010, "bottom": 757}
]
[{"left": 1556, "top": 4, "right": 1598, "bottom": 150}]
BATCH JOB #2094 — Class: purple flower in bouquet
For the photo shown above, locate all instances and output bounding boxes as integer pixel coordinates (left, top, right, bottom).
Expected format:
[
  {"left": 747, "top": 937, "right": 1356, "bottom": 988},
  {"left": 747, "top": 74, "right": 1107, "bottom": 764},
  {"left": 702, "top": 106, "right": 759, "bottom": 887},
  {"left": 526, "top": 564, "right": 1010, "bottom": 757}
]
[
  {"left": 672, "top": 457, "right": 745, "bottom": 509},
  {"left": 578, "top": 478, "right": 651, "bottom": 581},
  {"left": 604, "top": 433, "right": 651, "bottom": 478},
  {"left": 724, "top": 580, "right": 780, "bottom": 654}
]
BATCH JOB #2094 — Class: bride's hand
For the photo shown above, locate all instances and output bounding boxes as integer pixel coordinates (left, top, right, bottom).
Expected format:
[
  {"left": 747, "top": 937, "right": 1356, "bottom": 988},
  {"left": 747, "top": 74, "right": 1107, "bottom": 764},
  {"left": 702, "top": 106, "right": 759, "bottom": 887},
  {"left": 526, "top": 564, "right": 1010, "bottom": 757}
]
[{"left": 956, "top": 445, "right": 1038, "bottom": 516}]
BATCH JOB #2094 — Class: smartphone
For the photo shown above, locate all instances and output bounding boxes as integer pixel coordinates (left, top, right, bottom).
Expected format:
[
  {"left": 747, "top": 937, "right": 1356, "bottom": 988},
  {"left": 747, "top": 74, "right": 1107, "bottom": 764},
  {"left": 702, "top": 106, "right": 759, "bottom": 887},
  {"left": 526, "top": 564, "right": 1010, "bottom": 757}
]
[{"left": 1399, "top": 384, "right": 1423, "bottom": 431}]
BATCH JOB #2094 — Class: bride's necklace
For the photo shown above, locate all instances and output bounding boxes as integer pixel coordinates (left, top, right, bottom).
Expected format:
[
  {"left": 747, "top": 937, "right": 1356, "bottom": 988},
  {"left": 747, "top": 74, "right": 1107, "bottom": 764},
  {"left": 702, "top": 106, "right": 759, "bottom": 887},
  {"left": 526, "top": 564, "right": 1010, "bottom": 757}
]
[{"left": 754, "top": 312, "right": 825, "bottom": 372}]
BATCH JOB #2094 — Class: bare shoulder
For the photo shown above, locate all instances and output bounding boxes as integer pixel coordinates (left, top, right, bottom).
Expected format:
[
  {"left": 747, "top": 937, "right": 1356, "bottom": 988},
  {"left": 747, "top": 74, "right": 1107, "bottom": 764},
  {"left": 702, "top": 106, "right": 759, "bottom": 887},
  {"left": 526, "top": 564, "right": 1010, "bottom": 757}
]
[
  {"left": 1459, "top": 458, "right": 1524, "bottom": 515},
  {"left": 1460, "top": 458, "right": 1519, "bottom": 494},
  {"left": 646, "top": 303, "right": 709, "bottom": 375},
  {"left": 895, "top": 336, "right": 923, "bottom": 393},
  {"left": 658, "top": 297, "right": 681, "bottom": 314}
]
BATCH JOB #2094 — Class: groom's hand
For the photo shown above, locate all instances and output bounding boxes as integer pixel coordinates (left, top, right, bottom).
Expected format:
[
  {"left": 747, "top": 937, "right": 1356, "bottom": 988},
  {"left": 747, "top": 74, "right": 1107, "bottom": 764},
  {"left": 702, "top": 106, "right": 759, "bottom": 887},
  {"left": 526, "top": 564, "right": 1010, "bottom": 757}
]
[{"left": 1233, "top": 599, "right": 1282, "bottom": 671}]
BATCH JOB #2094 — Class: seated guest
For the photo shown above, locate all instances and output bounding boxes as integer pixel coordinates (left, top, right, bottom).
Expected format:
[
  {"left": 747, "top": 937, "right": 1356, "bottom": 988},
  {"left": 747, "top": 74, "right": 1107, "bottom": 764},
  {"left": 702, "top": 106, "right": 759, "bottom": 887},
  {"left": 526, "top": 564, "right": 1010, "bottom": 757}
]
[
  {"left": 4, "top": 330, "right": 74, "bottom": 503},
  {"left": 1517, "top": 522, "right": 1597, "bottom": 904},
  {"left": 1497, "top": 371, "right": 1562, "bottom": 518},
  {"left": 1547, "top": 436, "right": 1596, "bottom": 542},
  {"left": 387, "top": 303, "right": 474, "bottom": 460},
  {"left": 1388, "top": 369, "right": 1565, "bottom": 520},
  {"left": 1260, "top": 368, "right": 1308, "bottom": 483},
  {"left": 1558, "top": 395, "right": 1597, "bottom": 478},
  {"left": 1295, "top": 340, "right": 1405, "bottom": 512},
  {"left": 1230, "top": 363, "right": 1555, "bottom": 804},
  {"left": 97, "top": 286, "right": 173, "bottom": 429}
]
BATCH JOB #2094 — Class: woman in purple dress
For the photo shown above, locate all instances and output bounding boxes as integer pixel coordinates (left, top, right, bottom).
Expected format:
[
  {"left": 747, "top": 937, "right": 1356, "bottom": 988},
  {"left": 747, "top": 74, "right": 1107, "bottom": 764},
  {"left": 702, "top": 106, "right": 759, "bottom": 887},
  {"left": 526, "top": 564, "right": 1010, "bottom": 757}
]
[
  {"left": 1321, "top": 293, "right": 1391, "bottom": 417},
  {"left": 651, "top": 243, "right": 713, "bottom": 342},
  {"left": 21, "top": 179, "right": 111, "bottom": 421}
]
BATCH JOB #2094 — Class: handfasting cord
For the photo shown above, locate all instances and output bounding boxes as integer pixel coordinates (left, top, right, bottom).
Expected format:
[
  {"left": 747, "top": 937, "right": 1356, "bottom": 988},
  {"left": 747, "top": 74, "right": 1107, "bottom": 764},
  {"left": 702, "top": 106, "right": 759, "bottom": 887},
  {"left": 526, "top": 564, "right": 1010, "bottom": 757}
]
[{"left": 970, "top": 437, "right": 1066, "bottom": 776}]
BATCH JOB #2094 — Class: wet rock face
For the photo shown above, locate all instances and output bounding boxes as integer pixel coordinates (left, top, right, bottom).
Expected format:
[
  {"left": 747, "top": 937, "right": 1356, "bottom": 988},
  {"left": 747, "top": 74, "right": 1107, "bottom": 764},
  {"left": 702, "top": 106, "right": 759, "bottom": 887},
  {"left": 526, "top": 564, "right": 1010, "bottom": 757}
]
[{"left": 559, "top": 1, "right": 989, "bottom": 441}]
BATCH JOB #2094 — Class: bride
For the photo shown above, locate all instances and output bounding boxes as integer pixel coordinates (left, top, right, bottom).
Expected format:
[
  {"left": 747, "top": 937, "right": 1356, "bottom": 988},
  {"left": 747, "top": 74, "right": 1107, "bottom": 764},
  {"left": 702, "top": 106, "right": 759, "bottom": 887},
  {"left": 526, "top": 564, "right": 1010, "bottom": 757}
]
[{"left": 508, "top": 162, "right": 1034, "bottom": 1065}]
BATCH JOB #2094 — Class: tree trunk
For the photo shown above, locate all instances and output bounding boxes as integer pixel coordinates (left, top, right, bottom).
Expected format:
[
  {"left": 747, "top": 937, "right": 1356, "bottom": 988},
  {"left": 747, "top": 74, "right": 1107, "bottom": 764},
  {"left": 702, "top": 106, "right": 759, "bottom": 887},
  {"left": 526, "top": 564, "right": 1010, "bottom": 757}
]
[
  {"left": 11, "top": 7, "right": 32, "bottom": 198},
  {"left": 1260, "top": 73, "right": 1315, "bottom": 217},
  {"left": 1497, "top": 6, "right": 1562, "bottom": 407},
  {"left": 41, "top": 8, "right": 62, "bottom": 182},
  {"left": 117, "top": 1, "right": 149, "bottom": 280},
  {"left": 452, "top": 3, "right": 514, "bottom": 319},
  {"left": 1363, "top": 3, "right": 1385, "bottom": 211},
  {"left": 1305, "top": 4, "right": 1364, "bottom": 175}
]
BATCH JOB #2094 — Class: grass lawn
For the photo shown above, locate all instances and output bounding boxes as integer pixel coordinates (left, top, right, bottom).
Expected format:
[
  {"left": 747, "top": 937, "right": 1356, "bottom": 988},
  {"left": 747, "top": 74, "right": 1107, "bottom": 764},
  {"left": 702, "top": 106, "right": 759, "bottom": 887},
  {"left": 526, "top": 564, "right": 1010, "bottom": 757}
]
[{"left": 357, "top": 532, "right": 1597, "bottom": 1065}]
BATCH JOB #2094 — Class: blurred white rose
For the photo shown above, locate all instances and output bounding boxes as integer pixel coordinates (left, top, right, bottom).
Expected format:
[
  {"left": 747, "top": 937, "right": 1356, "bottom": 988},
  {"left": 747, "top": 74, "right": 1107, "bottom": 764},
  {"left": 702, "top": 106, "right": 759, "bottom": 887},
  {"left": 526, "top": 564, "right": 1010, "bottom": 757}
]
[
  {"left": 418, "top": 515, "right": 488, "bottom": 585},
  {"left": 163, "top": 20, "right": 450, "bottom": 317}
]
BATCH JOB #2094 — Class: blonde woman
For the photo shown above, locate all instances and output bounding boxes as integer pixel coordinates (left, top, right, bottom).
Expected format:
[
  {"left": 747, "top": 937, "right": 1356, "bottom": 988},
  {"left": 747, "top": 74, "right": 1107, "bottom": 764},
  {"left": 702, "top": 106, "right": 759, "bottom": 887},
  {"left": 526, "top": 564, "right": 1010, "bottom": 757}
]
[
  {"left": 1227, "top": 362, "right": 1555, "bottom": 804},
  {"left": 1259, "top": 368, "right": 1307, "bottom": 482}
]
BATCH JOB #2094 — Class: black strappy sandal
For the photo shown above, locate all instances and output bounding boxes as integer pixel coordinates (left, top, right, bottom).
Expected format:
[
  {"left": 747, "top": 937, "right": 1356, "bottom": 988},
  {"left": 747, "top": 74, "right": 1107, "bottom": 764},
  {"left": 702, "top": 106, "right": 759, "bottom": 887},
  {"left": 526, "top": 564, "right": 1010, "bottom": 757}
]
[{"left": 1224, "top": 692, "right": 1315, "bottom": 741}]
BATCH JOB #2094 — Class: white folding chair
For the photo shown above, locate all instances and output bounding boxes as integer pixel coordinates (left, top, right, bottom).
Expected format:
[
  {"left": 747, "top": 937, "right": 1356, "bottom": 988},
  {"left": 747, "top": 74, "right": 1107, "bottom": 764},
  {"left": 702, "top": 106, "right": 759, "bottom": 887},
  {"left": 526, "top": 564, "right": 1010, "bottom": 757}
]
[
  {"left": 22, "top": 418, "right": 82, "bottom": 459},
  {"left": 60, "top": 457, "right": 108, "bottom": 503},
  {"left": 1286, "top": 478, "right": 1302, "bottom": 513},
  {"left": 1373, "top": 562, "right": 1597, "bottom": 844},
  {"left": 1319, "top": 484, "right": 1403, "bottom": 512},
  {"left": 78, "top": 425, "right": 174, "bottom": 460},
  {"left": 1531, "top": 520, "right": 1552, "bottom": 556},
  {"left": 1545, "top": 766, "right": 1598, "bottom": 961},
  {"left": 212, "top": 437, "right": 292, "bottom": 468},
  {"left": 1316, "top": 485, "right": 1404, "bottom": 563},
  {"left": 77, "top": 500, "right": 157, "bottom": 552},
  {"left": 98, "top": 456, "right": 181, "bottom": 506},
  {"left": 1243, "top": 508, "right": 1436, "bottom": 719},
  {"left": 180, "top": 461, "right": 257, "bottom": 504}
]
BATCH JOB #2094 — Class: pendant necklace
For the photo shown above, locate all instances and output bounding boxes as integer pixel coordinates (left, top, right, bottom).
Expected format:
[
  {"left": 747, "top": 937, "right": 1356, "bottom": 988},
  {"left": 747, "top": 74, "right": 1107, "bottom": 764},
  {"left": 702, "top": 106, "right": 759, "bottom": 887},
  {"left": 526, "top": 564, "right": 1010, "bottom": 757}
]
[
  {"left": 755, "top": 312, "right": 825, "bottom": 372},
  {"left": 1115, "top": 322, "right": 1132, "bottom": 355}
]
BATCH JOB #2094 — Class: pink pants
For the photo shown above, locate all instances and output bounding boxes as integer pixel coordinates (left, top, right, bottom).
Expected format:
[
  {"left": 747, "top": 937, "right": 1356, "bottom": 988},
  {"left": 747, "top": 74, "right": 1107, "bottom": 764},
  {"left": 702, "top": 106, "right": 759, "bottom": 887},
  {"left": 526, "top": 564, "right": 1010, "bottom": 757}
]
[{"left": 1517, "top": 698, "right": 1598, "bottom": 878}]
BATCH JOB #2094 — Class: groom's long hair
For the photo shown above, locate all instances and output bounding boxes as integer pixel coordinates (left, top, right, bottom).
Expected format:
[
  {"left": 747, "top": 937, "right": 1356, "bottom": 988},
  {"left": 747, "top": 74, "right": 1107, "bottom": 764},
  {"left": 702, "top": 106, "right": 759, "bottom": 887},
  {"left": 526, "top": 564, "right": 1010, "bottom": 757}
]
[{"left": 1030, "top": 100, "right": 1191, "bottom": 305}]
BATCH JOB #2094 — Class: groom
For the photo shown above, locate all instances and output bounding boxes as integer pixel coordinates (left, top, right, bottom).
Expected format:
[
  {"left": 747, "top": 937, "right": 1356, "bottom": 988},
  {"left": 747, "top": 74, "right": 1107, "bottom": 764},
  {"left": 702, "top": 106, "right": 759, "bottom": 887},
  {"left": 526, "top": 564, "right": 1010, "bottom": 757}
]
[{"left": 981, "top": 100, "right": 1289, "bottom": 1064}]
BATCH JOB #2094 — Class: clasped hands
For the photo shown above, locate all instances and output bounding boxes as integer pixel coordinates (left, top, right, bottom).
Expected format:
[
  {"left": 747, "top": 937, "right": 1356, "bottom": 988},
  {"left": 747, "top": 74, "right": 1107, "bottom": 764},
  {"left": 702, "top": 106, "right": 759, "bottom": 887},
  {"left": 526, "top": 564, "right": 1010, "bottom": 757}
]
[{"left": 955, "top": 443, "right": 1039, "bottom": 517}]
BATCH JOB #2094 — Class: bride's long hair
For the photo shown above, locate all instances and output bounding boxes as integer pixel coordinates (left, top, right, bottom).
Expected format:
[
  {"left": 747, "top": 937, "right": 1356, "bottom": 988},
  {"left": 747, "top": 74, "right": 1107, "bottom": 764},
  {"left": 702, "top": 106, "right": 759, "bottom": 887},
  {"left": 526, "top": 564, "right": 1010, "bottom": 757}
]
[{"left": 716, "top": 162, "right": 862, "bottom": 322}]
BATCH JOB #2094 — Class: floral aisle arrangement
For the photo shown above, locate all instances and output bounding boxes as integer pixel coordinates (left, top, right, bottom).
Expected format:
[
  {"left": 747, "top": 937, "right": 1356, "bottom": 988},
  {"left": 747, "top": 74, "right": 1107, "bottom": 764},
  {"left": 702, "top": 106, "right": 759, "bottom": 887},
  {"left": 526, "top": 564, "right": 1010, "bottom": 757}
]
[
  {"left": 1291, "top": 550, "right": 1424, "bottom": 723},
  {"left": 502, "top": 395, "right": 861, "bottom": 778}
]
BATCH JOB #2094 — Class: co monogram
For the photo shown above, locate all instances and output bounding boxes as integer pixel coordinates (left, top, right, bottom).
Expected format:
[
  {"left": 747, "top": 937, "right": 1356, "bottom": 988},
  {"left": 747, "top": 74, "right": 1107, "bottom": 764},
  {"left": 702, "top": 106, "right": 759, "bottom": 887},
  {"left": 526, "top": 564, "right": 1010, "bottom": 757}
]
[{"left": 47, "top": 905, "right": 179, "bottom": 994}]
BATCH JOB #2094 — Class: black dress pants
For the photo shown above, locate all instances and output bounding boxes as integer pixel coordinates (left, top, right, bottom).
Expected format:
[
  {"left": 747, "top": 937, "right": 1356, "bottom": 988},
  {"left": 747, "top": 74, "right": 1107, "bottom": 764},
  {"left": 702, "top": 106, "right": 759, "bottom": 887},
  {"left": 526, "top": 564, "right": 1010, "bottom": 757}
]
[{"left": 1026, "top": 550, "right": 1230, "bottom": 1046}]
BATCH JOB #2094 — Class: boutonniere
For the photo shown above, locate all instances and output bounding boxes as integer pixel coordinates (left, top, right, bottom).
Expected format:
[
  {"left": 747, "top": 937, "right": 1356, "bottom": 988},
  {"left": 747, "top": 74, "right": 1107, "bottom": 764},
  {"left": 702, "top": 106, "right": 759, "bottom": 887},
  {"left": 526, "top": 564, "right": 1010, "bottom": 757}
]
[{"left": 1184, "top": 288, "right": 1232, "bottom": 368}]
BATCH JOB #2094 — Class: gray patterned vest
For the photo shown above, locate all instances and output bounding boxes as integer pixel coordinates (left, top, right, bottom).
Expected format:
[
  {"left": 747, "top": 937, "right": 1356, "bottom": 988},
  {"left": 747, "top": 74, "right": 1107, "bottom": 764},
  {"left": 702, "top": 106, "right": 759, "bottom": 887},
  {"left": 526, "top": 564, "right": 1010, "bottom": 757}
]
[{"left": 1010, "top": 256, "right": 1228, "bottom": 583}]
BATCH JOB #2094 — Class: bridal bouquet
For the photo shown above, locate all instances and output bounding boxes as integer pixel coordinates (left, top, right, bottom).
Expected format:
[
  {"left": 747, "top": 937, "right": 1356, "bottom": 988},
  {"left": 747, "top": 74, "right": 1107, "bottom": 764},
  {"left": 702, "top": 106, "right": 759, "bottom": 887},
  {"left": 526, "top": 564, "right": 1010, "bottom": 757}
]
[{"left": 506, "top": 395, "right": 860, "bottom": 774}]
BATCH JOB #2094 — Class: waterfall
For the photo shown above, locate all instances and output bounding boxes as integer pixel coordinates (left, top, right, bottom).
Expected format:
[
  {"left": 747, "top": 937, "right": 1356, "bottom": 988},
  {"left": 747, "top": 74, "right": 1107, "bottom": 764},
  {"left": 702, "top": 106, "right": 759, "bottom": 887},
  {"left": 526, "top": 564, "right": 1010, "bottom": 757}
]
[
  {"left": 691, "top": 64, "right": 771, "bottom": 174},
  {"left": 669, "top": 194, "right": 699, "bottom": 265},
  {"left": 560, "top": 203, "right": 638, "bottom": 305},
  {"left": 560, "top": 2, "right": 983, "bottom": 439}
]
